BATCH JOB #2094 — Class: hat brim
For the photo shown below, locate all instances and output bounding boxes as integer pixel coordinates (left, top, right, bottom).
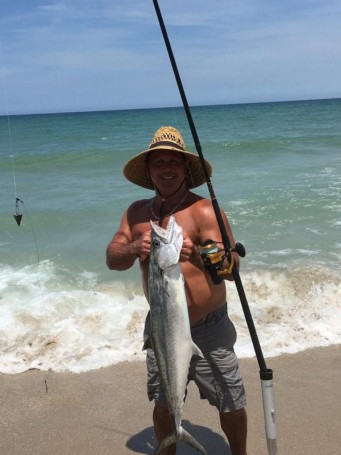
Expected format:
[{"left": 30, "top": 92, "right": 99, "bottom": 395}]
[{"left": 123, "top": 145, "right": 212, "bottom": 190}]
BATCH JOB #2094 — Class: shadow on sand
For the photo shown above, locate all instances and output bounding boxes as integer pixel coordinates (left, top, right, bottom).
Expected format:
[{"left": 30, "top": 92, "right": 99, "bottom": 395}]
[{"left": 126, "top": 419, "right": 231, "bottom": 454}]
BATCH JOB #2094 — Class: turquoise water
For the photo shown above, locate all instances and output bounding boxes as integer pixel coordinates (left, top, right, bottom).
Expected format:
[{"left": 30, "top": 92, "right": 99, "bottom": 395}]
[
  {"left": 1, "top": 99, "right": 340, "bottom": 277},
  {"left": 0, "top": 99, "right": 340, "bottom": 373}
]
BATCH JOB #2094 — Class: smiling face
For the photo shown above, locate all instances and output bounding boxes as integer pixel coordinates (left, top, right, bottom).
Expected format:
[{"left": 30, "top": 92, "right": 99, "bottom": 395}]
[{"left": 147, "top": 150, "right": 187, "bottom": 195}]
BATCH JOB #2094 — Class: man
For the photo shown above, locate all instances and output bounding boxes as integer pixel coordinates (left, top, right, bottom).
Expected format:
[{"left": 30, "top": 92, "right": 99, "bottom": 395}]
[{"left": 106, "top": 126, "right": 247, "bottom": 455}]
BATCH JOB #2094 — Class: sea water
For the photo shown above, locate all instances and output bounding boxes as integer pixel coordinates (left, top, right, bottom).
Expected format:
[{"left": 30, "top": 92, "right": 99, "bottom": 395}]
[{"left": 0, "top": 99, "right": 340, "bottom": 373}]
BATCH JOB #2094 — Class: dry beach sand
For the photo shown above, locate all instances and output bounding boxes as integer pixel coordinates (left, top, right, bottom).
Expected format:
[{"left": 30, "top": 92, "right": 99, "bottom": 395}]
[{"left": 0, "top": 345, "right": 340, "bottom": 455}]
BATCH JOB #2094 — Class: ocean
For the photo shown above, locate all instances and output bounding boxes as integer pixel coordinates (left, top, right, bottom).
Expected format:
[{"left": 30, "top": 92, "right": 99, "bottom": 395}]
[{"left": 0, "top": 99, "right": 340, "bottom": 374}]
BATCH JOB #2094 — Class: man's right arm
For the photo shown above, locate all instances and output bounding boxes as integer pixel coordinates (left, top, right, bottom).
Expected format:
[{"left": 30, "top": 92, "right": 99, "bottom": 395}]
[{"left": 106, "top": 210, "right": 138, "bottom": 271}]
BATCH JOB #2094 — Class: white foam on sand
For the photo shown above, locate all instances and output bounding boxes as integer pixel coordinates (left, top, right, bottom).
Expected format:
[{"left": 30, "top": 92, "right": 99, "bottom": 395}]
[{"left": 0, "top": 261, "right": 340, "bottom": 373}]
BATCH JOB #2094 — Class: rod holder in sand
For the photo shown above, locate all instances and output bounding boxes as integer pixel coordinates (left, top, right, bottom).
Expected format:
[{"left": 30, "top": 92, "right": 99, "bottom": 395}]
[{"left": 261, "top": 369, "right": 278, "bottom": 454}]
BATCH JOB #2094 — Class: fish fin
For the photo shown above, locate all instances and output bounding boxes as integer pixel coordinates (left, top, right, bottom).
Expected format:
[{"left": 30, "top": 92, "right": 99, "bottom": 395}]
[
  {"left": 191, "top": 341, "right": 204, "bottom": 359},
  {"left": 142, "top": 336, "right": 153, "bottom": 351},
  {"left": 154, "top": 426, "right": 207, "bottom": 455}
]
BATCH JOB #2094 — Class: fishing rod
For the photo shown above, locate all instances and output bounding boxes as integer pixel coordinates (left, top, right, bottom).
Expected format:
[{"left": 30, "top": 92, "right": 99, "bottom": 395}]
[{"left": 152, "top": 1, "right": 277, "bottom": 454}]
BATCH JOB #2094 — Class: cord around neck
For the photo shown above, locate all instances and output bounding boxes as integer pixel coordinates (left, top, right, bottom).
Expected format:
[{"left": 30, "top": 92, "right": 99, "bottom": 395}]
[{"left": 151, "top": 190, "right": 189, "bottom": 223}]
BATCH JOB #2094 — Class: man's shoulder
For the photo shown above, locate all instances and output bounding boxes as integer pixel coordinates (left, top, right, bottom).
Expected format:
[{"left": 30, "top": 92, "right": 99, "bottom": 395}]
[
  {"left": 188, "top": 193, "right": 212, "bottom": 211},
  {"left": 128, "top": 198, "right": 153, "bottom": 211},
  {"left": 127, "top": 198, "right": 153, "bottom": 222}
]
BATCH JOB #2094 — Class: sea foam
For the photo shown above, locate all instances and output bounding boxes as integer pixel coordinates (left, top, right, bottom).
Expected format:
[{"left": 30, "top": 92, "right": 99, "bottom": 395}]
[{"left": 0, "top": 260, "right": 339, "bottom": 374}]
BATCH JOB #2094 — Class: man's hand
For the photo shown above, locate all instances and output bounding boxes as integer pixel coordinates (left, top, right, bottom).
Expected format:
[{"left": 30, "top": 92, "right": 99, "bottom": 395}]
[
  {"left": 180, "top": 233, "right": 195, "bottom": 262},
  {"left": 133, "top": 231, "right": 151, "bottom": 258}
]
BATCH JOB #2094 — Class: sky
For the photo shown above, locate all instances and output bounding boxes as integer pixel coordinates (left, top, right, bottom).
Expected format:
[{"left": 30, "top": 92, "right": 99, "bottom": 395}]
[{"left": 0, "top": 0, "right": 340, "bottom": 115}]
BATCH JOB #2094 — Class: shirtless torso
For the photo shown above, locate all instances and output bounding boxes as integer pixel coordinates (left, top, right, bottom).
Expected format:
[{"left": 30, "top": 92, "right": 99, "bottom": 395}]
[{"left": 106, "top": 191, "right": 238, "bottom": 325}]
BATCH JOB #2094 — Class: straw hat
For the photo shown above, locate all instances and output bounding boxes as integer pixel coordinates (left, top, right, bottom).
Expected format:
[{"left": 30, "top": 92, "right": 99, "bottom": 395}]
[{"left": 123, "top": 126, "right": 212, "bottom": 190}]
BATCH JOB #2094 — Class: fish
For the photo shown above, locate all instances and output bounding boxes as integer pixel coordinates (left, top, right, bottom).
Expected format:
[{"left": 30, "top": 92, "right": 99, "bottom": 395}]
[{"left": 144, "top": 215, "right": 207, "bottom": 455}]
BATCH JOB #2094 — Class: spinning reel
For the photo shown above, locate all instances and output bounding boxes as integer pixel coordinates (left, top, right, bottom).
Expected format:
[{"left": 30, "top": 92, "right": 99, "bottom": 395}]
[{"left": 199, "top": 239, "right": 246, "bottom": 285}]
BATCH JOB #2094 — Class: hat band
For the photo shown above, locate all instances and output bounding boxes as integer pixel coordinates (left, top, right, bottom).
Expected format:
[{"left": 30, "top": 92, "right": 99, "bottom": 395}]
[{"left": 149, "top": 140, "right": 185, "bottom": 151}]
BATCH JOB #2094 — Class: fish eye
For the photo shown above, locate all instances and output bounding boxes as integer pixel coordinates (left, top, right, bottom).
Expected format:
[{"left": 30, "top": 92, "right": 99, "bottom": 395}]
[{"left": 153, "top": 239, "right": 160, "bottom": 248}]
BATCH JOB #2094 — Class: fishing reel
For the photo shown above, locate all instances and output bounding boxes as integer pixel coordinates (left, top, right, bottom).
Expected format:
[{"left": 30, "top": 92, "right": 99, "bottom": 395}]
[{"left": 198, "top": 239, "right": 246, "bottom": 285}]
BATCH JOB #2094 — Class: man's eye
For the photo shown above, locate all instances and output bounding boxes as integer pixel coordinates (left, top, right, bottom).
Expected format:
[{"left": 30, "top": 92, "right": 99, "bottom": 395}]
[{"left": 152, "top": 160, "right": 181, "bottom": 168}]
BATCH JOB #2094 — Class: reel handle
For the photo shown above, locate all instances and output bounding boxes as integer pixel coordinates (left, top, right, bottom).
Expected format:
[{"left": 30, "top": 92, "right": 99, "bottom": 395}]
[{"left": 233, "top": 241, "right": 246, "bottom": 258}]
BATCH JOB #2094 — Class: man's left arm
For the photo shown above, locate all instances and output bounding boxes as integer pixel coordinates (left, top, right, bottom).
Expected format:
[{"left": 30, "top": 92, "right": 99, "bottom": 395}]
[{"left": 188, "top": 201, "right": 240, "bottom": 280}]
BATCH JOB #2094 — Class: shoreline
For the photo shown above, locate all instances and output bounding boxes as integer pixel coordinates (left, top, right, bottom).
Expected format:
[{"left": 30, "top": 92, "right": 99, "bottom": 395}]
[{"left": 0, "top": 345, "right": 340, "bottom": 454}]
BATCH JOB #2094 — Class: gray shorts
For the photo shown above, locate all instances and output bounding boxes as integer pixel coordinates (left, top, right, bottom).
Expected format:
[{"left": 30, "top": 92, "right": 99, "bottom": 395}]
[{"left": 144, "top": 303, "right": 246, "bottom": 413}]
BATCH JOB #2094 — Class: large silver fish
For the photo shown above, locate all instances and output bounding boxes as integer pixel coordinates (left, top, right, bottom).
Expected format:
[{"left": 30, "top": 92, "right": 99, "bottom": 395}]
[{"left": 144, "top": 215, "right": 207, "bottom": 455}]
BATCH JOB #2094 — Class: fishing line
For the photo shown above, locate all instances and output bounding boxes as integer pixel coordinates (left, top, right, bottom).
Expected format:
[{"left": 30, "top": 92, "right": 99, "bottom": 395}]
[
  {"left": 21, "top": 199, "right": 53, "bottom": 392},
  {"left": 0, "top": 40, "right": 23, "bottom": 224},
  {"left": 1, "top": 39, "right": 52, "bottom": 392}
]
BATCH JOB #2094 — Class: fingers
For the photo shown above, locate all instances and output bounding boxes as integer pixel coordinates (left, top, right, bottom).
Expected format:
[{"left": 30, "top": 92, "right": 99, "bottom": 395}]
[
  {"left": 134, "top": 232, "right": 194, "bottom": 262},
  {"left": 134, "top": 232, "right": 151, "bottom": 257},
  {"left": 180, "top": 233, "right": 194, "bottom": 262}
]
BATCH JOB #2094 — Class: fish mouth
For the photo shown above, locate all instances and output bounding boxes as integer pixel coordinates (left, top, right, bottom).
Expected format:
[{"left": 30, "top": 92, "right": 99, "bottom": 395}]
[
  {"left": 150, "top": 216, "right": 175, "bottom": 243},
  {"left": 150, "top": 216, "right": 183, "bottom": 268}
]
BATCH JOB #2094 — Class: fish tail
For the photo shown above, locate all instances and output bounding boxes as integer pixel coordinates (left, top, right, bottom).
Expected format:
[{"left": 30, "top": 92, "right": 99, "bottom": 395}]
[
  {"left": 179, "top": 426, "right": 207, "bottom": 454},
  {"left": 154, "top": 425, "right": 207, "bottom": 455},
  {"left": 154, "top": 432, "right": 177, "bottom": 455}
]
